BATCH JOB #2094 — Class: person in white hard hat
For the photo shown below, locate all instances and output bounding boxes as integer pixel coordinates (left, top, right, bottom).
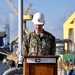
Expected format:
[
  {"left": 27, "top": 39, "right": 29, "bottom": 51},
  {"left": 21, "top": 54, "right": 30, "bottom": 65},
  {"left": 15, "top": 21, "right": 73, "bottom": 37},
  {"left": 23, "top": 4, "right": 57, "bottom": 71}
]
[{"left": 22, "top": 12, "right": 56, "bottom": 56}]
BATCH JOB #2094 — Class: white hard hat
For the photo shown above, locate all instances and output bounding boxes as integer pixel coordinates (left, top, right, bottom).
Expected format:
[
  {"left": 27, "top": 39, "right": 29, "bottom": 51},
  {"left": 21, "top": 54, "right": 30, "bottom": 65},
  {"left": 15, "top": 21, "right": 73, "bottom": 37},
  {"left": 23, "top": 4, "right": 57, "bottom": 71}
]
[{"left": 32, "top": 12, "right": 45, "bottom": 25}]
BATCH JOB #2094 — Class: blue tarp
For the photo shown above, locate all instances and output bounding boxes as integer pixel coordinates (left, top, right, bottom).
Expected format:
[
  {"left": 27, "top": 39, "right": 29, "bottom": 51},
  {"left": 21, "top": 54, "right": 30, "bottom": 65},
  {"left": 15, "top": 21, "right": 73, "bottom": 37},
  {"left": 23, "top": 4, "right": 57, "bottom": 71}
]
[
  {"left": 0, "top": 39, "right": 4, "bottom": 47},
  {"left": 65, "top": 69, "right": 75, "bottom": 75}
]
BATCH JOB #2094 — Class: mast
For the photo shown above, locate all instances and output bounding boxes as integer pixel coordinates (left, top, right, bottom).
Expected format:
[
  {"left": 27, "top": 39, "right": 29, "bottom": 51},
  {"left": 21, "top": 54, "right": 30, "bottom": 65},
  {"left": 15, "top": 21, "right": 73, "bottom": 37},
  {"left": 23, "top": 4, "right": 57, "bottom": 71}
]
[{"left": 18, "top": 0, "right": 23, "bottom": 65}]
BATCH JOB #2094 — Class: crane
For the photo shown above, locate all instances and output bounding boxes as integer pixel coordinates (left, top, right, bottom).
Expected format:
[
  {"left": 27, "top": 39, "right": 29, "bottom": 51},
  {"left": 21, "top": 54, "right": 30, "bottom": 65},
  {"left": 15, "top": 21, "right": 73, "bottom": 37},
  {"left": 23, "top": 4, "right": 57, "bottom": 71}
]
[
  {"left": 24, "top": 3, "right": 32, "bottom": 15},
  {"left": 63, "top": 12, "right": 75, "bottom": 53},
  {"left": 6, "top": 0, "right": 33, "bottom": 51},
  {"left": 6, "top": 0, "right": 32, "bottom": 32},
  {"left": 6, "top": 0, "right": 18, "bottom": 15},
  {"left": 6, "top": 0, "right": 33, "bottom": 35},
  {"left": 6, "top": 0, "right": 33, "bottom": 20}
]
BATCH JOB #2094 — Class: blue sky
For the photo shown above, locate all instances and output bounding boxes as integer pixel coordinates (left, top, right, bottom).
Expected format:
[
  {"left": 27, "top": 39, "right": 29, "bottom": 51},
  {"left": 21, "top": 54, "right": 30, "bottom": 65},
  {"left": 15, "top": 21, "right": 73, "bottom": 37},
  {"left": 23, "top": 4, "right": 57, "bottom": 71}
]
[{"left": 0, "top": 0, "right": 75, "bottom": 42}]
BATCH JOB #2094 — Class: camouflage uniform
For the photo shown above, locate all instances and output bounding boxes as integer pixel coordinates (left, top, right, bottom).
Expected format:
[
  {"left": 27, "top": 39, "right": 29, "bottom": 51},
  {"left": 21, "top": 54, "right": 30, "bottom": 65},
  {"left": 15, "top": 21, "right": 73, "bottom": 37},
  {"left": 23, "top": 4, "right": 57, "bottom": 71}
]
[{"left": 22, "top": 29, "right": 56, "bottom": 56}]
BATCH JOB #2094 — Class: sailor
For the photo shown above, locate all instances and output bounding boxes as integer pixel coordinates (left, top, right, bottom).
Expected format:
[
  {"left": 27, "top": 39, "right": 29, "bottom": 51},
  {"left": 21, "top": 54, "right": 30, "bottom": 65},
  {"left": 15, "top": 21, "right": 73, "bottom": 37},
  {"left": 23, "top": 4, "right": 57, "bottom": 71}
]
[
  {"left": 22, "top": 12, "right": 56, "bottom": 56},
  {"left": 3, "top": 60, "right": 22, "bottom": 75}
]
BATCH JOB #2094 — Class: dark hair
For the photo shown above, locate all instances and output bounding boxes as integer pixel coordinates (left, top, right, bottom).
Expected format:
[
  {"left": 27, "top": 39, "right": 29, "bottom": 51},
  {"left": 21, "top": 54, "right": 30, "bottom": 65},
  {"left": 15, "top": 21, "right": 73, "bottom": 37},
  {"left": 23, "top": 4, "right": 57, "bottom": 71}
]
[{"left": 7, "top": 60, "right": 15, "bottom": 67}]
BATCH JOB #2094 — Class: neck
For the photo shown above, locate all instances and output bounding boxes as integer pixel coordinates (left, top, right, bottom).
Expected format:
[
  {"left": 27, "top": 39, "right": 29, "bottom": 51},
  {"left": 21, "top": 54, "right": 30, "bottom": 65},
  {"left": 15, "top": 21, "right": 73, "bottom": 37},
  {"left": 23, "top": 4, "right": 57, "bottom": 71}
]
[{"left": 35, "top": 29, "right": 43, "bottom": 35}]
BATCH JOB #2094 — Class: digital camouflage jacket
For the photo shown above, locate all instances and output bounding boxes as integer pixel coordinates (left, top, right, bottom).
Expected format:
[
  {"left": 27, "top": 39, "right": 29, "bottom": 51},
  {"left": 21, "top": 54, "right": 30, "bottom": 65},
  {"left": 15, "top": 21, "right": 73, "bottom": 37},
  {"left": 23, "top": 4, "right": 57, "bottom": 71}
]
[{"left": 22, "top": 29, "right": 56, "bottom": 56}]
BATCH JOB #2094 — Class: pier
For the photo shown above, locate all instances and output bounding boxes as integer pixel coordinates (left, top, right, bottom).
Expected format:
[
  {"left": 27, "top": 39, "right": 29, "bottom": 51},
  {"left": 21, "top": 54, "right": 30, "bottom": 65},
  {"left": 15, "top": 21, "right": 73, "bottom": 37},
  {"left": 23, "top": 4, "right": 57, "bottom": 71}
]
[{"left": 0, "top": 52, "right": 18, "bottom": 61}]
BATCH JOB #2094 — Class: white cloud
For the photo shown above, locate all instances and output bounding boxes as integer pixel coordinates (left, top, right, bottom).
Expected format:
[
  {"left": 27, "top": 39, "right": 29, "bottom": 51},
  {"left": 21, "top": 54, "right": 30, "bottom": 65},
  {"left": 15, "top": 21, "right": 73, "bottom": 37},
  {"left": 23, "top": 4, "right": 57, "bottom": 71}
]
[
  {"left": 0, "top": 10, "right": 73, "bottom": 43},
  {"left": 43, "top": 18, "right": 62, "bottom": 38},
  {"left": 0, "top": 13, "right": 18, "bottom": 42},
  {"left": 43, "top": 11, "right": 73, "bottom": 39},
  {"left": 9, "top": 13, "right": 18, "bottom": 42},
  {"left": 0, "top": 13, "right": 9, "bottom": 31},
  {"left": 44, "top": 18, "right": 58, "bottom": 30}
]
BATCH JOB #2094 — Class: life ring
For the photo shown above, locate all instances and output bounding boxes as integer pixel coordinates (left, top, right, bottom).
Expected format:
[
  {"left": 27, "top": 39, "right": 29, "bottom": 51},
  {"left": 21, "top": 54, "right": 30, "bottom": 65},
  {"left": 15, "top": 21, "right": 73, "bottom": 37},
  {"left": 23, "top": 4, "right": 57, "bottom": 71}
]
[{"left": 3, "top": 67, "right": 23, "bottom": 75}]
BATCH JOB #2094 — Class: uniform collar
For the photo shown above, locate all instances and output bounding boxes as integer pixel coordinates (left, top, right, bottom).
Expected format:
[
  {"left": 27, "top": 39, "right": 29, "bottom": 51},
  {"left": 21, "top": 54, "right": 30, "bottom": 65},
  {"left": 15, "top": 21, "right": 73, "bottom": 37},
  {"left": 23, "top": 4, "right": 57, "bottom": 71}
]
[{"left": 33, "top": 29, "right": 45, "bottom": 38}]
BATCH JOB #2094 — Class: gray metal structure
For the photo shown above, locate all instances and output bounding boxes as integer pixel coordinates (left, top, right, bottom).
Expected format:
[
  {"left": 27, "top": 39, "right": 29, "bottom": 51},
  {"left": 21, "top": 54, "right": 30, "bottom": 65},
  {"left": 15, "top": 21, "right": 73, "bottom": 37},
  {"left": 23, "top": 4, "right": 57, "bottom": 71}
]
[{"left": 4, "top": 24, "right": 10, "bottom": 49}]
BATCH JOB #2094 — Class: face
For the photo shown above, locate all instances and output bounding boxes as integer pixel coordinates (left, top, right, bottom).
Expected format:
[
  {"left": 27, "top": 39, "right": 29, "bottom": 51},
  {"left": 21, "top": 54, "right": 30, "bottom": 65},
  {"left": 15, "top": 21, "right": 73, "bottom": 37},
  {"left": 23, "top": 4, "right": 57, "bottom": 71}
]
[{"left": 34, "top": 24, "right": 44, "bottom": 31}]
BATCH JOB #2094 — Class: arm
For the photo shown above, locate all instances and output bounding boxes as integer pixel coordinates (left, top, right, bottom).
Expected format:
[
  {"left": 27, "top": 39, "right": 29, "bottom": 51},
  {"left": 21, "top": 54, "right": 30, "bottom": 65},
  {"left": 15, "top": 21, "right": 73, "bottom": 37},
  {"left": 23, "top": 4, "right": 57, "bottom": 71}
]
[
  {"left": 50, "top": 36, "right": 56, "bottom": 55},
  {"left": 22, "top": 35, "right": 29, "bottom": 56}
]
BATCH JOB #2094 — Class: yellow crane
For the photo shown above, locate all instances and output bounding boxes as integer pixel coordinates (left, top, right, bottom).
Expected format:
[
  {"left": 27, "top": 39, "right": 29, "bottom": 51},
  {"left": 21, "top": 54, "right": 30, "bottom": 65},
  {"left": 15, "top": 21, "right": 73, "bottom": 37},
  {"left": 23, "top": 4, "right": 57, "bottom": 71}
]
[
  {"left": 6, "top": 0, "right": 32, "bottom": 20},
  {"left": 6, "top": 0, "right": 33, "bottom": 50},
  {"left": 63, "top": 12, "right": 75, "bottom": 53}
]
